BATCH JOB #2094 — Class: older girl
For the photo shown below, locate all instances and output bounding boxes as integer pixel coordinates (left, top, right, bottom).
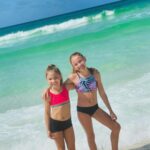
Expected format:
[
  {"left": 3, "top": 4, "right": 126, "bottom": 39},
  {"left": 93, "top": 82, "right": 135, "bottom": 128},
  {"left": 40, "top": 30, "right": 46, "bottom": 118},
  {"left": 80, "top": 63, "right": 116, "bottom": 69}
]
[{"left": 67, "top": 52, "right": 121, "bottom": 150}]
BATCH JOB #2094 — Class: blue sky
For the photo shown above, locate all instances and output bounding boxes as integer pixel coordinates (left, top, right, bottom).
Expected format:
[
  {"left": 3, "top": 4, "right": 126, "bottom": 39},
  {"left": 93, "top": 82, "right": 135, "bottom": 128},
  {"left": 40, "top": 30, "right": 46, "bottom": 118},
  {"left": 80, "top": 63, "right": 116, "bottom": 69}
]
[{"left": 0, "top": 0, "right": 119, "bottom": 28}]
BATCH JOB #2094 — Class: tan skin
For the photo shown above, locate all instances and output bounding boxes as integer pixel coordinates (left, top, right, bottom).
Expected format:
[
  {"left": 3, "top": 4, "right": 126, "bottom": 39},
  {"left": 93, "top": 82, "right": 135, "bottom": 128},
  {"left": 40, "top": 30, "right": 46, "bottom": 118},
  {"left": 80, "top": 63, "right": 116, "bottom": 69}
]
[
  {"left": 44, "top": 71, "right": 75, "bottom": 150},
  {"left": 66, "top": 55, "right": 121, "bottom": 150}
]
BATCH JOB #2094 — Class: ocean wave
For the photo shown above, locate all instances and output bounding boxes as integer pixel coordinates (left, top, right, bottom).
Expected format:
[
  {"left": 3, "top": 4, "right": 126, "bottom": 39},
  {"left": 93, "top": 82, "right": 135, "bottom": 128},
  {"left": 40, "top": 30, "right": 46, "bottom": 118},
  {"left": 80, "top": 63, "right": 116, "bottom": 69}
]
[
  {"left": 91, "top": 10, "right": 115, "bottom": 21},
  {"left": 0, "top": 10, "right": 115, "bottom": 47},
  {"left": 1, "top": 7, "right": 150, "bottom": 47},
  {"left": 0, "top": 17, "right": 89, "bottom": 47}
]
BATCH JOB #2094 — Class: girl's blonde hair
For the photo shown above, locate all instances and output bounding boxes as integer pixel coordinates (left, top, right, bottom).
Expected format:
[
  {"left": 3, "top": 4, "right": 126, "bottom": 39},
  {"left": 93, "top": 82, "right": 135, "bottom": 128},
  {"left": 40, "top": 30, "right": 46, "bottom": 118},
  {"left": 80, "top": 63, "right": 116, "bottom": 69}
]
[{"left": 45, "top": 64, "right": 63, "bottom": 85}]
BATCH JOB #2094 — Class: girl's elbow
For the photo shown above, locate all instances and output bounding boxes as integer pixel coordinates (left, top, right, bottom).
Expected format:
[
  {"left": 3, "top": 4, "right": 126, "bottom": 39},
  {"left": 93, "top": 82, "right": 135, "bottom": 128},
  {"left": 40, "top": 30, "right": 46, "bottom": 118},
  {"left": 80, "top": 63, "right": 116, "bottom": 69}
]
[{"left": 100, "top": 92, "right": 107, "bottom": 98}]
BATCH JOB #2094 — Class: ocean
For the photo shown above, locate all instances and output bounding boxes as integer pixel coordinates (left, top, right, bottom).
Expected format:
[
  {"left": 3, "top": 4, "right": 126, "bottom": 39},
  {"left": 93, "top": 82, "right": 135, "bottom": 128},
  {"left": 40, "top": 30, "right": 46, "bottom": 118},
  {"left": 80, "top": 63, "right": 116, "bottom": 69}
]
[{"left": 0, "top": 0, "right": 150, "bottom": 149}]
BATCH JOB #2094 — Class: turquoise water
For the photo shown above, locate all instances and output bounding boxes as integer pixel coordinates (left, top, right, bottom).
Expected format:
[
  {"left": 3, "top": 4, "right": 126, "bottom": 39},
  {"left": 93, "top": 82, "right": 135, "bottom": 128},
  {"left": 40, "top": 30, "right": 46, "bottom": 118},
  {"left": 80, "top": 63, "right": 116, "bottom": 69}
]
[{"left": 0, "top": 0, "right": 150, "bottom": 149}]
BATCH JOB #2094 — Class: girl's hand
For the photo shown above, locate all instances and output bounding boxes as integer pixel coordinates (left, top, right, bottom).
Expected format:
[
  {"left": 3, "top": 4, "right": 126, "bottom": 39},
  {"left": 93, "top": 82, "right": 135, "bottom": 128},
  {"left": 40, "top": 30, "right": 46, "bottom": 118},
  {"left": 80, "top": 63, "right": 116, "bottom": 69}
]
[
  {"left": 48, "top": 131, "right": 55, "bottom": 139},
  {"left": 110, "top": 111, "right": 117, "bottom": 121}
]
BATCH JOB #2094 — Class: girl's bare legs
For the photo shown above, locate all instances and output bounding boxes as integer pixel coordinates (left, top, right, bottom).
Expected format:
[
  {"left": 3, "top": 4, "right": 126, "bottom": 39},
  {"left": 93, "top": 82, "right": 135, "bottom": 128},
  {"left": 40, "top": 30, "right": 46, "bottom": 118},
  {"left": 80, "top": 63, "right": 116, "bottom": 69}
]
[
  {"left": 53, "top": 131, "right": 65, "bottom": 150},
  {"left": 92, "top": 108, "right": 121, "bottom": 150},
  {"left": 64, "top": 126, "right": 76, "bottom": 150},
  {"left": 78, "top": 112, "right": 97, "bottom": 150}
]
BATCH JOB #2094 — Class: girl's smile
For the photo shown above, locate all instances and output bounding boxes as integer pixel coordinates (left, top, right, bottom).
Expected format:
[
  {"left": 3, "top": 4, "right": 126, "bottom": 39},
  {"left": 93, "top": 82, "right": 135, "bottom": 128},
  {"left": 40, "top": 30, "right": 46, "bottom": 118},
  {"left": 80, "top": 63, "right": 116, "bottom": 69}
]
[{"left": 71, "top": 55, "right": 86, "bottom": 72}]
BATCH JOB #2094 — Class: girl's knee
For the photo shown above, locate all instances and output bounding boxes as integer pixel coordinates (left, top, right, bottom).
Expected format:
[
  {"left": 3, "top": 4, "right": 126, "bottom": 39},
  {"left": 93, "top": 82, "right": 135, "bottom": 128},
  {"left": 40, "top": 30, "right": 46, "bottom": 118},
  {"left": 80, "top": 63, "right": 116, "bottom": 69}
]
[
  {"left": 54, "top": 138, "right": 65, "bottom": 150},
  {"left": 57, "top": 147, "right": 65, "bottom": 150},
  {"left": 112, "top": 122, "right": 121, "bottom": 133},
  {"left": 68, "top": 147, "right": 75, "bottom": 150}
]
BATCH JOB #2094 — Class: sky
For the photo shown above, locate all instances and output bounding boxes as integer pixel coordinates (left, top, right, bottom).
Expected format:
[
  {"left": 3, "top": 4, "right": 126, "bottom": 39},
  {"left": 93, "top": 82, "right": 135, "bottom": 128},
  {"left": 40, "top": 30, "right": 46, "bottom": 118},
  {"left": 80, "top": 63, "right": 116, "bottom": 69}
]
[{"left": 0, "top": 0, "right": 119, "bottom": 28}]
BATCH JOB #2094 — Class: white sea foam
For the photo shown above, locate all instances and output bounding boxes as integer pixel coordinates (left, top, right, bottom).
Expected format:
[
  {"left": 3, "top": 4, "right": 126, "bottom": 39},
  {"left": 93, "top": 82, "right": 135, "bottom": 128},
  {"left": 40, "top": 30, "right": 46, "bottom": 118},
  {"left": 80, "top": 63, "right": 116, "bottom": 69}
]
[
  {"left": 0, "top": 17, "right": 89, "bottom": 47},
  {"left": 106, "top": 73, "right": 150, "bottom": 149},
  {"left": 105, "top": 10, "right": 115, "bottom": 20},
  {"left": 0, "top": 73, "right": 150, "bottom": 150},
  {"left": 92, "top": 13, "right": 102, "bottom": 21},
  {"left": 0, "top": 10, "right": 116, "bottom": 47},
  {"left": 1, "top": 7, "right": 150, "bottom": 48},
  {"left": 105, "top": 10, "right": 115, "bottom": 16}
]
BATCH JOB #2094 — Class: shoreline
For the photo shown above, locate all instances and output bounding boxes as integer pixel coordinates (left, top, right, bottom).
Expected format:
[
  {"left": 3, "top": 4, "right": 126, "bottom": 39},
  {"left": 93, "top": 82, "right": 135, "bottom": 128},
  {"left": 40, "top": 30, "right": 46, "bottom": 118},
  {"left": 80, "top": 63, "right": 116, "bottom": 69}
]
[
  {"left": 128, "top": 140, "right": 150, "bottom": 150},
  {"left": 130, "top": 144, "right": 150, "bottom": 150}
]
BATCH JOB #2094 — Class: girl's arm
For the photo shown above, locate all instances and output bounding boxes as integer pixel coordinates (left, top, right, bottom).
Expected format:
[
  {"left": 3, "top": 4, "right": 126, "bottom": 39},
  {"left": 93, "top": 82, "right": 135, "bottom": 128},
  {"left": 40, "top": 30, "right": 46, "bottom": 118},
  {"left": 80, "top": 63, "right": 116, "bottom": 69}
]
[
  {"left": 64, "top": 77, "right": 75, "bottom": 91},
  {"left": 44, "top": 98, "right": 50, "bottom": 132},
  {"left": 42, "top": 87, "right": 50, "bottom": 101},
  {"left": 43, "top": 97, "right": 54, "bottom": 138},
  {"left": 94, "top": 69, "right": 117, "bottom": 120}
]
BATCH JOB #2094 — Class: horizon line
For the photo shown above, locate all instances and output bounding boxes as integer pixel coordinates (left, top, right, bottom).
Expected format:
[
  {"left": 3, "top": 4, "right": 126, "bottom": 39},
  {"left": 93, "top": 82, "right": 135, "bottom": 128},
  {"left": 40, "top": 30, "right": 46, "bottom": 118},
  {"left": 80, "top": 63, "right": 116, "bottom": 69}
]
[{"left": 0, "top": 0, "right": 122, "bottom": 30}]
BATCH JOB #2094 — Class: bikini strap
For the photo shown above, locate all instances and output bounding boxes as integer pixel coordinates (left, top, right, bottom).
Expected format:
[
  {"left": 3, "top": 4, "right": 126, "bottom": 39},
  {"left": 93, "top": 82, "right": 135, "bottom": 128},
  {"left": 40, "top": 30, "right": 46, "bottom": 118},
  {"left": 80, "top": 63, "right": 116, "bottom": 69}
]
[
  {"left": 76, "top": 68, "right": 94, "bottom": 79},
  {"left": 76, "top": 72, "right": 81, "bottom": 79}
]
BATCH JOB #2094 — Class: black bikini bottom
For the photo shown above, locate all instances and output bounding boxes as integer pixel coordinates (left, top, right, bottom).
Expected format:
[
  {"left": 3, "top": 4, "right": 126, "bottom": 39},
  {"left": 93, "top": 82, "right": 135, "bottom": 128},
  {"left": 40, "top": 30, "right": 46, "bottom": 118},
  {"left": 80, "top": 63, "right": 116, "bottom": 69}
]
[
  {"left": 77, "top": 104, "right": 99, "bottom": 116},
  {"left": 50, "top": 118, "right": 72, "bottom": 132}
]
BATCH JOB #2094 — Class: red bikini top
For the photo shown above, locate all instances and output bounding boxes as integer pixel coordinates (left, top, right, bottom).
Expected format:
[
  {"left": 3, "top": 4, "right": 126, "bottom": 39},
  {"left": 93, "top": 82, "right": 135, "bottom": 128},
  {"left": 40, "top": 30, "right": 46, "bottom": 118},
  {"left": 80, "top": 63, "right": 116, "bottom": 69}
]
[{"left": 48, "top": 86, "right": 69, "bottom": 106}]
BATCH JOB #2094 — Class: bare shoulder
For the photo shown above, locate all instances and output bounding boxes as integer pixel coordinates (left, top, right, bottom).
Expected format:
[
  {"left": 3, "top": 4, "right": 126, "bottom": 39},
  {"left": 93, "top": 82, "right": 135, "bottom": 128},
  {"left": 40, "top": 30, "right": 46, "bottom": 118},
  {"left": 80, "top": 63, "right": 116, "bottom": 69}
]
[
  {"left": 90, "top": 67, "right": 100, "bottom": 75},
  {"left": 90, "top": 68, "right": 101, "bottom": 80},
  {"left": 68, "top": 73, "right": 77, "bottom": 81},
  {"left": 42, "top": 87, "right": 50, "bottom": 101}
]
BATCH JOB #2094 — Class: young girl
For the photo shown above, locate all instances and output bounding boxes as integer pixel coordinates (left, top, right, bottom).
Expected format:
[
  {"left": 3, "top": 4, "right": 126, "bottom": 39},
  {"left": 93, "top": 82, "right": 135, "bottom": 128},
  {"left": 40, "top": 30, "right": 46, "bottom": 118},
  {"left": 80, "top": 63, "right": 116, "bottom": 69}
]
[
  {"left": 67, "top": 52, "right": 121, "bottom": 150},
  {"left": 43, "top": 64, "right": 75, "bottom": 150}
]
